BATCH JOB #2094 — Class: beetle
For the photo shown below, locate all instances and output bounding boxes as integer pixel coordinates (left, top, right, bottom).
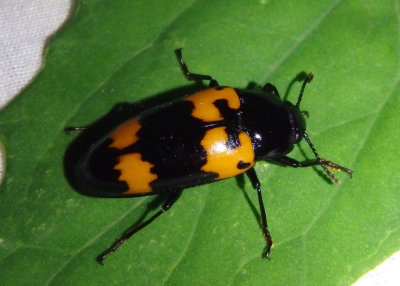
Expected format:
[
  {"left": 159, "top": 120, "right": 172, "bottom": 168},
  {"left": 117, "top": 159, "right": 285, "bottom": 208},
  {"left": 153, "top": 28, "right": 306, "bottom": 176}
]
[{"left": 65, "top": 49, "right": 353, "bottom": 264}]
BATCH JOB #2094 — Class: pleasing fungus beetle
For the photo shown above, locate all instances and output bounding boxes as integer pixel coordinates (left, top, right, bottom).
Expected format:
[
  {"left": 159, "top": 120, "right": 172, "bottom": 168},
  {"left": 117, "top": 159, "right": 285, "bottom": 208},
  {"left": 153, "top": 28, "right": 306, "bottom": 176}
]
[{"left": 65, "top": 49, "right": 353, "bottom": 263}]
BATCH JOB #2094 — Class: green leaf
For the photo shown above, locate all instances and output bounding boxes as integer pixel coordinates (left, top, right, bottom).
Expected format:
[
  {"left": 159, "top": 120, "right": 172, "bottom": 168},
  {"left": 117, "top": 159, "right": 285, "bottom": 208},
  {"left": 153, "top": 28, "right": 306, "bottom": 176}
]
[{"left": 0, "top": 0, "right": 399, "bottom": 285}]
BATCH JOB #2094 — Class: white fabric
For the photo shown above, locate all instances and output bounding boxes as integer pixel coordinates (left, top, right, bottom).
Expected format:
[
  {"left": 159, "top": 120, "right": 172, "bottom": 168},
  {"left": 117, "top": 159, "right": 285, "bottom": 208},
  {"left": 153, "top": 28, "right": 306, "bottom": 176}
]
[
  {"left": 0, "top": 1, "right": 398, "bottom": 284},
  {"left": 0, "top": 0, "right": 72, "bottom": 107},
  {"left": 0, "top": 0, "right": 71, "bottom": 178},
  {"left": 354, "top": 252, "right": 400, "bottom": 286}
]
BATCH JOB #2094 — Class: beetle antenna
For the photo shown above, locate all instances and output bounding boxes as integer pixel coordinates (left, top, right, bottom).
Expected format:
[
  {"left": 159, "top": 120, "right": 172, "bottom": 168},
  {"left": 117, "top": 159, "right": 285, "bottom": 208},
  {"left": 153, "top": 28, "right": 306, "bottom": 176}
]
[
  {"left": 296, "top": 72, "right": 314, "bottom": 107},
  {"left": 303, "top": 132, "right": 353, "bottom": 184}
]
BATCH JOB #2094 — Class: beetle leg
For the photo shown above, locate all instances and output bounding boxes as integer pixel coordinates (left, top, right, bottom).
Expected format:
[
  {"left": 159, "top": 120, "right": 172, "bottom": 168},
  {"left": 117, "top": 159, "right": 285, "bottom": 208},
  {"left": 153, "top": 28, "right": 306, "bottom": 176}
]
[
  {"left": 96, "top": 189, "right": 183, "bottom": 264},
  {"left": 270, "top": 156, "right": 353, "bottom": 184},
  {"left": 246, "top": 168, "right": 273, "bottom": 259},
  {"left": 175, "top": 48, "right": 219, "bottom": 87},
  {"left": 262, "top": 83, "right": 280, "bottom": 97}
]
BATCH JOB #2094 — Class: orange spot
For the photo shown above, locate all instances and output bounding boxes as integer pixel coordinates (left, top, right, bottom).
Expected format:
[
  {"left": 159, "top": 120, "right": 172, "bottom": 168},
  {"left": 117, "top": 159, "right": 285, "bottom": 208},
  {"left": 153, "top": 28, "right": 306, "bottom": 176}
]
[
  {"left": 201, "top": 127, "right": 254, "bottom": 179},
  {"left": 109, "top": 119, "right": 141, "bottom": 150},
  {"left": 114, "top": 153, "right": 157, "bottom": 194},
  {"left": 185, "top": 87, "right": 240, "bottom": 122}
]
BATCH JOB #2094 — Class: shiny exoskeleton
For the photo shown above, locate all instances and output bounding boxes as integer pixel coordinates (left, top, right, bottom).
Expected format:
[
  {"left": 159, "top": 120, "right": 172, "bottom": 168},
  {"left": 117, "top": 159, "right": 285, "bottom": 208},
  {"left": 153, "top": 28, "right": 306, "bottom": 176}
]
[{"left": 66, "top": 49, "right": 353, "bottom": 264}]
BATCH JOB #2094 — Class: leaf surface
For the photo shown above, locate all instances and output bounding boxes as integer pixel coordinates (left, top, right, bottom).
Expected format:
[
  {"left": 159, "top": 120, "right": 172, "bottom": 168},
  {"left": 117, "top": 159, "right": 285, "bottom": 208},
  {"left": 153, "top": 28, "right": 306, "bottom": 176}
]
[{"left": 0, "top": 1, "right": 399, "bottom": 285}]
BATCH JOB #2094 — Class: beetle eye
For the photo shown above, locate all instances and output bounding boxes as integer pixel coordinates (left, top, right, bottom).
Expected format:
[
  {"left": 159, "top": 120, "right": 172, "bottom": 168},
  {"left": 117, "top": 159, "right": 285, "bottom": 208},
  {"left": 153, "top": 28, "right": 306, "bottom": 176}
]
[
  {"left": 285, "top": 102, "right": 306, "bottom": 144},
  {"left": 291, "top": 129, "right": 303, "bottom": 143}
]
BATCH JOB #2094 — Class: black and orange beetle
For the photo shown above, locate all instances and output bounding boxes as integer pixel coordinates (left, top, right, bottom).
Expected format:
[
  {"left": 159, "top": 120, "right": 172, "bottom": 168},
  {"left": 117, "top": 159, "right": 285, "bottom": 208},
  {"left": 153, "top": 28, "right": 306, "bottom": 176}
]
[{"left": 66, "top": 49, "right": 352, "bottom": 263}]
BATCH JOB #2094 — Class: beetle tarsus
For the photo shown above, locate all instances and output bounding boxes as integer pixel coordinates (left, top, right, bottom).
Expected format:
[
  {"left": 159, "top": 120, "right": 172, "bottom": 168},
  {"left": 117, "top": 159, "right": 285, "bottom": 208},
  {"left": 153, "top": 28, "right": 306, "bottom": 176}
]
[
  {"left": 262, "top": 230, "right": 273, "bottom": 259},
  {"left": 96, "top": 239, "right": 125, "bottom": 264},
  {"left": 319, "top": 160, "right": 353, "bottom": 184},
  {"left": 175, "top": 48, "right": 219, "bottom": 87}
]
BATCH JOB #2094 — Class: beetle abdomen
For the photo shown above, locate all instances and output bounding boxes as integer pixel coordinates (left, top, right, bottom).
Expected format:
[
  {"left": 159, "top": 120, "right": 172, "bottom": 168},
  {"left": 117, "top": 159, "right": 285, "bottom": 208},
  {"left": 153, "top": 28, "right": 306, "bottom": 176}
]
[{"left": 80, "top": 87, "right": 256, "bottom": 196}]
